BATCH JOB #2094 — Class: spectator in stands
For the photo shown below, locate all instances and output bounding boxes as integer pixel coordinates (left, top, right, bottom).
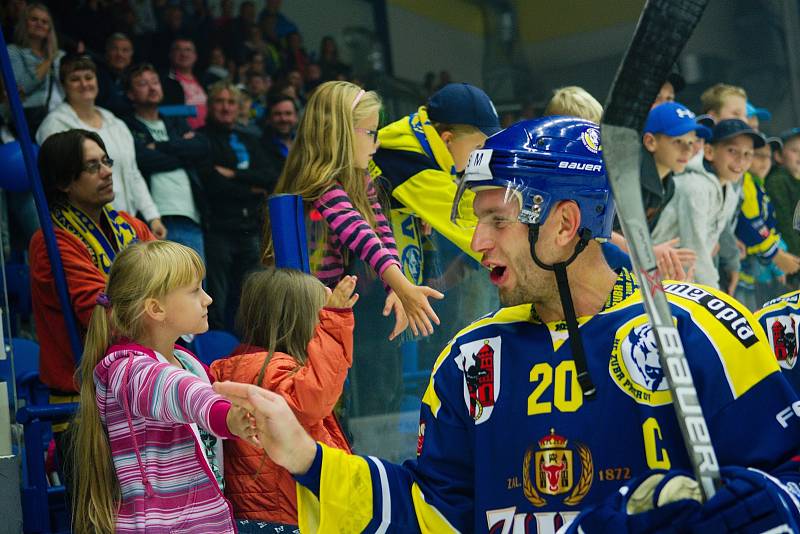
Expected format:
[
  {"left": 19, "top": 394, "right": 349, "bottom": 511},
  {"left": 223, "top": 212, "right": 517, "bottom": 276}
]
[
  {"left": 258, "top": 0, "right": 298, "bottom": 39},
  {"left": 652, "top": 119, "right": 765, "bottom": 289},
  {"left": 162, "top": 37, "right": 208, "bottom": 130},
  {"left": 95, "top": 33, "right": 134, "bottom": 118},
  {"left": 701, "top": 82, "right": 748, "bottom": 122},
  {"left": 284, "top": 32, "right": 309, "bottom": 78},
  {"left": 202, "top": 45, "right": 231, "bottom": 89},
  {"left": 29, "top": 128, "right": 154, "bottom": 398},
  {"left": 318, "top": 36, "right": 350, "bottom": 82},
  {"left": 766, "top": 128, "right": 800, "bottom": 288},
  {"left": 543, "top": 85, "right": 602, "bottom": 123},
  {"left": 150, "top": 5, "right": 185, "bottom": 70},
  {"left": 210, "top": 270, "right": 356, "bottom": 526},
  {"left": 652, "top": 71, "right": 685, "bottom": 108},
  {"left": 199, "top": 81, "right": 280, "bottom": 329},
  {"left": 242, "top": 23, "right": 279, "bottom": 71},
  {"left": 260, "top": 94, "right": 297, "bottom": 164},
  {"left": 37, "top": 54, "right": 166, "bottom": 239},
  {"left": 236, "top": 90, "right": 262, "bottom": 138},
  {"left": 245, "top": 70, "right": 270, "bottom": 121},
  {"left": 124, "top": 63, "right": 208, "bottom": 260},
  {"left": 8, "top": 2, "right": 65, "bottom": 133},
  {"left": 230, "top": 1, "right": 258, "bottom": 65},
  {"left": 305, "top": 62, "right": 323, "bottom": 93},
  {"left": 371, "top": 83, "right": 500, "bottom": 261}
]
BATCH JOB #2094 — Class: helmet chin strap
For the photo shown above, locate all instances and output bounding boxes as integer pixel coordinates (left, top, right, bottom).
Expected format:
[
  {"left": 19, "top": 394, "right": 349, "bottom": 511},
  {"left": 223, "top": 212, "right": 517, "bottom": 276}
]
[{"left": 528, "top": 224, "right": 596, "bottom": 399}]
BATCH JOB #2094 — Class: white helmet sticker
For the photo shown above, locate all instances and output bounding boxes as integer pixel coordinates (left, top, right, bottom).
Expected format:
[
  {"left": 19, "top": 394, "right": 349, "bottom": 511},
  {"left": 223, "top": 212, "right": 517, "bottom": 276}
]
[{"left": 464, "top": 149, "right": 494, "bottom": 182}]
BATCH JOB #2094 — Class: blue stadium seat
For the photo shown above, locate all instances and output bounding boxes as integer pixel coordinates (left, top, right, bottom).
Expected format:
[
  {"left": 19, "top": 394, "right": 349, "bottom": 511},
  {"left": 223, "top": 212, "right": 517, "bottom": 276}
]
[
  {"left": 11, "top": 338, "right": 48, "bottom": 407},
  {"left": 192, "top": 330, "right": 239, "bottom": 366}
]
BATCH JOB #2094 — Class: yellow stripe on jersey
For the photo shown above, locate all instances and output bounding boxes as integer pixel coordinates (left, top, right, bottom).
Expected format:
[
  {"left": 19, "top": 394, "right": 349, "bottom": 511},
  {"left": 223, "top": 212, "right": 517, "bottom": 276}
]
[
  {"left": 296, "top": 444, "right": 374, "bottom": 533},
  {"left": 757, "top": 289, "right": 800, "bottom": 317},
  {"left": 421, "top": 304, "right": 533, "bottom": 417},
  {"left": 411, "top": 483, "right": 460, "bottom": 533},
  {"left": 665, "top": 282, "right": 779, "bottom": 399}
]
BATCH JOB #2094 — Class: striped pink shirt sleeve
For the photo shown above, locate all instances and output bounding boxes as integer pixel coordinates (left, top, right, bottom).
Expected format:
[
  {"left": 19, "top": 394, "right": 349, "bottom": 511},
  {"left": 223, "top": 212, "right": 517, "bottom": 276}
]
[
  {"left": 313, "top": 182, "right": 400, "bottom": 283},
  {"left": 104, "top": 353, "right": 234, "bottom": 438}
]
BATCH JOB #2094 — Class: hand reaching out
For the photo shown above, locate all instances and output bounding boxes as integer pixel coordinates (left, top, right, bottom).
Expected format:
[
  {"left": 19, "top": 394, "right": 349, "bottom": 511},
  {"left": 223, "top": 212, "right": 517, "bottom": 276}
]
[
  {"left": 326, "top": 275, "right": 359, "bottom": 308},
  {"left": 225, "top": 404, "right": 259, "bottom": 447},
  {"left": 214, "top": 382, "right": 317, "bottom": 475}
]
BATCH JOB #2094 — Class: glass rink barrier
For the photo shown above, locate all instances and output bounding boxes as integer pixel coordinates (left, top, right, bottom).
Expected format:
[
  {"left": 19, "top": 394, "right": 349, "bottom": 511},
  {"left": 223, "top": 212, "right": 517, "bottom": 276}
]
[{"left": 305, "top": 213, "right": 499, "bottom": 463}]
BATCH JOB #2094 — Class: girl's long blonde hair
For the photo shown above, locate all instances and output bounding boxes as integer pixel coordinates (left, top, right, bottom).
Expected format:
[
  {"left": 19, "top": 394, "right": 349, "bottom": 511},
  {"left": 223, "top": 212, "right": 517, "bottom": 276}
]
[
  {"left": 262, "top": 81, "right": 381, "bottom": 264},
  {"left": 71, "top": 241, "right": 205, "bottom": 534},
  {"left": 235, "top": 268, "right": 327, "bottom": 385}
]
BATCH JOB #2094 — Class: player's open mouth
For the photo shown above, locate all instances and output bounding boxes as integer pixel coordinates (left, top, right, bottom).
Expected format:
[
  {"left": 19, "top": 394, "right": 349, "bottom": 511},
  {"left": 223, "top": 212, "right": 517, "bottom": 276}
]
[{"left": 489, "top": 265, "right": 508, "bottom": 284}]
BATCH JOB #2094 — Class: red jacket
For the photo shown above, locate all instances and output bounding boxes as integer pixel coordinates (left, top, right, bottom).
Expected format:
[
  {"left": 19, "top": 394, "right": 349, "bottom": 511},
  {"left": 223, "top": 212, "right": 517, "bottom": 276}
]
[
  {"left": 209, "top": 308, "right": 354, "bottom": 524},
  {"left": 29, "top": 211, "right": 153, "bottom": 393}
]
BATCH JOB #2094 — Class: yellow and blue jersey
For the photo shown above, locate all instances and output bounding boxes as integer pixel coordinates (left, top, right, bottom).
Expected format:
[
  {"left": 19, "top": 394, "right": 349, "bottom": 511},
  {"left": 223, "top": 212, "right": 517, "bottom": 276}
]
[
  {"left": 756, "top": 289, "right": 800, "bottom": 394},
  {"left": 296, "top": 270, "right": 800, "bottom": 533},
  {"left": 737, "top": 171, "right": 780, "bottom": 261}
]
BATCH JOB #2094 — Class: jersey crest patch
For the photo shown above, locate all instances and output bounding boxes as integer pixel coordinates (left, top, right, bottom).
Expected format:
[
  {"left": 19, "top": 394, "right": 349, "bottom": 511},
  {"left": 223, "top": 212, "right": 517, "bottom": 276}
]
[
  {"left": 456, "top": 336, "right": 501, "bottom": 424},
  {"left": 523, "top": 428, "right": 593, "bottom": 507},
  {"left": 609, "top": 316, "right": 672, "bottom": 405},
  {"left": 765, "top": 315, "right": 799, "bottom": 370}
]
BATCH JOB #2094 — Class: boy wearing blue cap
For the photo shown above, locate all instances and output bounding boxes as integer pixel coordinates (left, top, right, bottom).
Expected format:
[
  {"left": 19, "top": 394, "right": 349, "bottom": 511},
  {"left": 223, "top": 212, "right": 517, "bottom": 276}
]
[
  {"left": 652, "top": 118, "right": 765, "bottom": 289},
  {"left": 610, "top": 102, "right": 709, "bottom": 279},
  {"left": 369, "top": 83, "right": 501, "bottom": 268},
  {"left": 766, "top": 128, "right": 800, "bottom": 287}
]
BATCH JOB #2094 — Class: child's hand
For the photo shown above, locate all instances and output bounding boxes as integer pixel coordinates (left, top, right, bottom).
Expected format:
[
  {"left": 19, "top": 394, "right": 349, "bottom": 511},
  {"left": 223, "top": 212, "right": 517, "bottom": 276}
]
[
  {"left": 384, "top": 291, "right": 409, "bottom": 341},
  {"left": 226, "top": 404, "right": 259, "bottom": 446},
  {"left": 386, "top": 283, "right": 444, "bottom": 339},
  {"left": 214, "top": 382, "right": 318, "bottom": 475},
  {"left": 326, "top": 275, "right": 359, "bottom": 308}
]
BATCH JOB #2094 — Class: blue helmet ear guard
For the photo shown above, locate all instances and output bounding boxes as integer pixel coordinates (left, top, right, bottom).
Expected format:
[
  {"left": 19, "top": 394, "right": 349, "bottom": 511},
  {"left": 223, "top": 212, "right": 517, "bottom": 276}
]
[{"left": 455, "top": 115, "right": 615, "bottom": 240}]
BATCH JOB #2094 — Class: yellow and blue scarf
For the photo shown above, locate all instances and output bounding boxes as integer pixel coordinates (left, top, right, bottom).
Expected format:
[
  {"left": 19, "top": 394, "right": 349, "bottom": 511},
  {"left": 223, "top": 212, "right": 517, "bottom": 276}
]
[{"left": 51, "top": 203, "right": 140, "bottom": 277}]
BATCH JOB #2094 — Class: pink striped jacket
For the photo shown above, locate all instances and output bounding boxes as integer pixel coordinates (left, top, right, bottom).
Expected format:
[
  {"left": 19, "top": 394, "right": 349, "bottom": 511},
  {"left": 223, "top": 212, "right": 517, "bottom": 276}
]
[
  {"left": 312, "top": 180, "right": 401, "bottom": 289},
  {"left": 94, "top": 341, "right": 236, "bottom": 533}
]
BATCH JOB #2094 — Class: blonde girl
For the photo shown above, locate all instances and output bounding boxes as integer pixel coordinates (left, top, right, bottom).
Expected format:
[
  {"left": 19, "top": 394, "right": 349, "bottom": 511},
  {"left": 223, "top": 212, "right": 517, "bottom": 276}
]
[
  {"left": 262, "top": 80, "right": 443, "bottom": 340},
  {"left": 210, "top": 269, "right": 358, "bottom": 525},
  {"left": 71, "top": 241, "right": 255, "bottom": 533}
]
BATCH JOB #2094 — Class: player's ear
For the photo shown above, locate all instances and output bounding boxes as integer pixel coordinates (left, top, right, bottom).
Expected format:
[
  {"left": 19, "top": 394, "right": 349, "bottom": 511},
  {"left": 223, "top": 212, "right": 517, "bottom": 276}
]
[
  {"left": 554, "top": 201, "right": 581, "bottom": 246},
  {"left": 642, "top": 132, "right": 657, "bottom": 152}
]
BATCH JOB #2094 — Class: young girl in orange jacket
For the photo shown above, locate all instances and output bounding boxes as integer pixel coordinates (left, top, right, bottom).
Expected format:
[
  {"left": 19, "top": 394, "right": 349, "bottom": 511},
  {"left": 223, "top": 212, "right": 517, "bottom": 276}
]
[{"left": 210, "top": 268, "right": 358, "bottom": 526}]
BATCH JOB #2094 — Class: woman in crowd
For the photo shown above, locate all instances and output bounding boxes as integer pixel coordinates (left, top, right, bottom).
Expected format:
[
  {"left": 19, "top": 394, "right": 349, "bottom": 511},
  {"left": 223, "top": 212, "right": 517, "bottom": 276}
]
[
  {"left": 7, "top": 2, "right": 64, "bottom": 133},
  {"left": 36, "top": 54, "right": 166, "bottom": 238}
]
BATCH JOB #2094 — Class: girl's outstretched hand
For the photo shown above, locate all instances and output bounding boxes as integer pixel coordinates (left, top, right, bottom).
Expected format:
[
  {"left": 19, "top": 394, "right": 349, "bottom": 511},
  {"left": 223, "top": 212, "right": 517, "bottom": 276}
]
[
  {"left": 383, "top": 291, "right": 409, "bottom": 341},
  {"left": 226, "top": 404, "right": 259, "bottom": 446},
  {"left": 326, "top": 275, "right": 359, "bottom": 308},
  {"left": 214, "top": 382, "right": 317, "bottom": 475},
  {"left": 385, "top": 283, "right": 444, "bottom": 340}
]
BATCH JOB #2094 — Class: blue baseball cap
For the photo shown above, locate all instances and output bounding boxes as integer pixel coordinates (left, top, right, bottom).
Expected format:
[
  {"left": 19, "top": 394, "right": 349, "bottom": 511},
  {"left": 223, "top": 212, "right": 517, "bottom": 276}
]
[
  {"left": 746, "top": 101, "right": 772, "bottom": 121},
  {"left": 644, "top": 102, "right": 712, "bottom": 140},
  {"left": 427, "top": 83, "right": 501, "bottom": 137},
  {"left": 710, "top": 119, "right": 766, "bottom": 147}
]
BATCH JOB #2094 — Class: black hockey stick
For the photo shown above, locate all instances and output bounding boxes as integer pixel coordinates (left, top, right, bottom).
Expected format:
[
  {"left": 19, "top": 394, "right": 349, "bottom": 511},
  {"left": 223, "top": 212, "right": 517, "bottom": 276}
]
[{"left": 601, "top": 0, "right": 719, "bottom": 501}]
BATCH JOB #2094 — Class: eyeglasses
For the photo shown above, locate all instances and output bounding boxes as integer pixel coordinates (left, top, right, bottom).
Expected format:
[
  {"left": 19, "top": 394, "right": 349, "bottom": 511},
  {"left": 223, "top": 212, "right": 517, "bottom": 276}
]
[
  {"left": 354, "top": 127, "right": 379, "bottom": 143},
  {"left": 83, "top": 156, "right": 114, "bottom": 174}
]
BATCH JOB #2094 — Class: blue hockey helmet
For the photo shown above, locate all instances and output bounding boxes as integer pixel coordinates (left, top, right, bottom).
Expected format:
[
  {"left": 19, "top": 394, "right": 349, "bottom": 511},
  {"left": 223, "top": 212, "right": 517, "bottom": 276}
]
[{"left": 451, "top": 116, "right": 615, "bottom": 240}]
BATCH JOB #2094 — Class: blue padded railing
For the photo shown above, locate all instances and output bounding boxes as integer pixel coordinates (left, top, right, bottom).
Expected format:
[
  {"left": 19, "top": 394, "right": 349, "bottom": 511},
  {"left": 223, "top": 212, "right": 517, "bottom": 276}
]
[
  {"left": 0, "top": 28, "right": 82, "bottom": 363},
  {"left": 17, "top": 403, "right": 78, "bottom": 534}
]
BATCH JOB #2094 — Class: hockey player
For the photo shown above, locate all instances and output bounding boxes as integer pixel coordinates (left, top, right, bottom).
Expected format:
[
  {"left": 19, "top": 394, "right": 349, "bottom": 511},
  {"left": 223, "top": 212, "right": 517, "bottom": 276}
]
[{"left": 216, "top": 116, "right": 800, "bottom": 533}]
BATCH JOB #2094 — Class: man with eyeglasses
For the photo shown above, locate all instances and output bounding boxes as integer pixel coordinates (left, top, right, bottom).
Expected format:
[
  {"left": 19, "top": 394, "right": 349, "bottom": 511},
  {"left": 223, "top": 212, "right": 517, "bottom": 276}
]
[
  {"left": 29, "top": 129, "right": 154, "bottom": 452},
  {"left": 652, "top": 119, "right": 765, "bottom": 289}
]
